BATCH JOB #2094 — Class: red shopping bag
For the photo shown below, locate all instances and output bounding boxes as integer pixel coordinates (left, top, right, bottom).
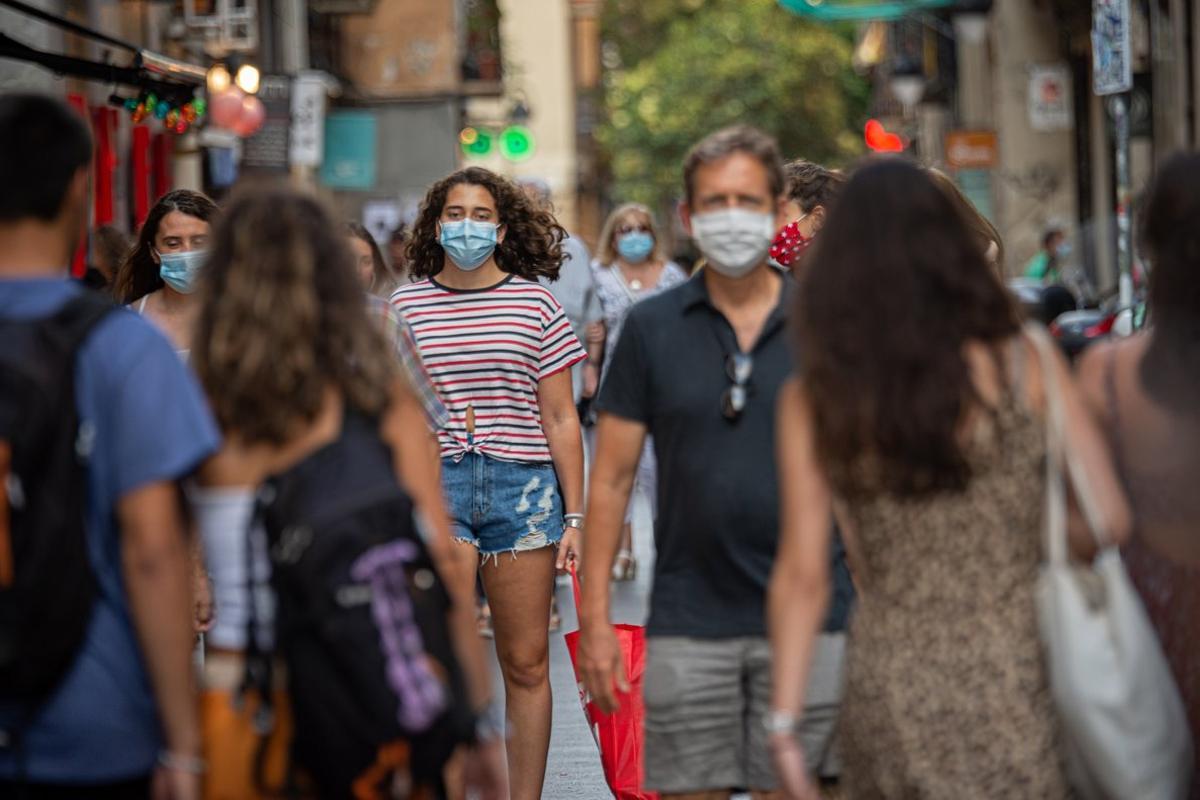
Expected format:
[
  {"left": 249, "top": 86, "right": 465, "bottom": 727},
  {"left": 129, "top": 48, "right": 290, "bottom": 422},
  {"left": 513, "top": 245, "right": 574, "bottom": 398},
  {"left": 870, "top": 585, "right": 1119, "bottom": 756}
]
[{"left": 563, "top": 568, "right": 659, "bottom": 800}]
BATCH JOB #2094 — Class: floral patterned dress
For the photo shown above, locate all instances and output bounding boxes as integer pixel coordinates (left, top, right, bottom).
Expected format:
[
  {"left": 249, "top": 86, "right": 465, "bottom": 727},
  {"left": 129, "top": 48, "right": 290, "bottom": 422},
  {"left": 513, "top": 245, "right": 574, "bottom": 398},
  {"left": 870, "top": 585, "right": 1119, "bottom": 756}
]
[{"left": 837, "top": 387, "right": 1071, "bottom": 798}]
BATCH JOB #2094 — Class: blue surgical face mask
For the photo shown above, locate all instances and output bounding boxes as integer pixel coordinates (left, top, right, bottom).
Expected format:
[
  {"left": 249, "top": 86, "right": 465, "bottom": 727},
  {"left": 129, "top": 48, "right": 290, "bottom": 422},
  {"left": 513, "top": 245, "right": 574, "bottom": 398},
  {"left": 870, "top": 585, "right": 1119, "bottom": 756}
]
[
  {"left": 616, "top": 230, "right": 654, "bottom": 264},
  {"left": 439, "top": 219, "right": 498, "bottom": 271},
  {"left": 157, "top": 249, "right": 207, "bottom": 294},
  {"left": 1056, "top": 241, "right": 1073, "bottom": 260}
]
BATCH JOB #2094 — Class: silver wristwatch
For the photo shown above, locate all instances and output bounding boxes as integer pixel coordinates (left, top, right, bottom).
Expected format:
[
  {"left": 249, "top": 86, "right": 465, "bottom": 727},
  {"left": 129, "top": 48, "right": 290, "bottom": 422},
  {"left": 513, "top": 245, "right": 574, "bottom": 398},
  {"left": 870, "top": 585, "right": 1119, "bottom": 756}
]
[{"left": 762, "top": 709, "right": 797, "bottom": 736}]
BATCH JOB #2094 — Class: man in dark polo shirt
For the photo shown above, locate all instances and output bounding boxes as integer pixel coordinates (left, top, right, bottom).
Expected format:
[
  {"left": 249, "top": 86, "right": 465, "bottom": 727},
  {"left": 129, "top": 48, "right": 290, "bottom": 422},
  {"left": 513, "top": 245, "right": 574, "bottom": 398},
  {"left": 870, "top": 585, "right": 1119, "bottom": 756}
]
[{"left": 578, "top": 125, "right": 848, "bottom": 798}]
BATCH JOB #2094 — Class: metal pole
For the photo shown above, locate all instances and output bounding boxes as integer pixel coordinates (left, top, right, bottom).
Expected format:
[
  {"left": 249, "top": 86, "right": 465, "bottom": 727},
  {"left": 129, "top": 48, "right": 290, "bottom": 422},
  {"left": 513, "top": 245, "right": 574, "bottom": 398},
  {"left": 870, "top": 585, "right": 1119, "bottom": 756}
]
[
  {"left": 1109, "top": 93, "right": 1134, "bottom": 309},
  {"left": 277, "top": 0, "right": 308, "bottom": 75}
]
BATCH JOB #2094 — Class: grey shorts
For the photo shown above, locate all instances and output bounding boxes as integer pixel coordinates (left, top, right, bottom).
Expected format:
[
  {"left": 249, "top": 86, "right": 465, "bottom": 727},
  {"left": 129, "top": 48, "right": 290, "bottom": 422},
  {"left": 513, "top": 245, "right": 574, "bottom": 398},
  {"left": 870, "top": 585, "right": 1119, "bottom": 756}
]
[{"left": 643, "top": 633, "right": 846, "bottom": 793}]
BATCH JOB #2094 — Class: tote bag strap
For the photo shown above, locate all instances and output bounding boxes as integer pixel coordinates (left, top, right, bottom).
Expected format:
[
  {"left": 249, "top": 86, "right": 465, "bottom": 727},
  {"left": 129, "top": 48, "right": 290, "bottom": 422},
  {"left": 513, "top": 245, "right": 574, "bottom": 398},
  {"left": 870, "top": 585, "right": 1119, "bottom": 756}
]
[{"left": 1023, "top": 323, "right": 1110, "bottom": 562}]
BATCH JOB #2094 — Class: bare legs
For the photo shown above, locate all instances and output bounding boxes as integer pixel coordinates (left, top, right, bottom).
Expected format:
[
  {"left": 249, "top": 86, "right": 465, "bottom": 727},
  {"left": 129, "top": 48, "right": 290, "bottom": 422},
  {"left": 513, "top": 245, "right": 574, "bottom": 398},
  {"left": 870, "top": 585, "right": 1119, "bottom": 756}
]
[{"left": 481, "top": 546, "right": 556, "bottom": 800}]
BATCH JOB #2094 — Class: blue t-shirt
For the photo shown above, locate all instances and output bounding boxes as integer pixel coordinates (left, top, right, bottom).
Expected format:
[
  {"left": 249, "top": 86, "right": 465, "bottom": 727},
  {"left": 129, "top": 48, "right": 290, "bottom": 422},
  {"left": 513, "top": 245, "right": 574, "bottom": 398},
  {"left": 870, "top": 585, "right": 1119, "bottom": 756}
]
[{"left": 0, "top": 278, "right": 220, "bottom": 783}]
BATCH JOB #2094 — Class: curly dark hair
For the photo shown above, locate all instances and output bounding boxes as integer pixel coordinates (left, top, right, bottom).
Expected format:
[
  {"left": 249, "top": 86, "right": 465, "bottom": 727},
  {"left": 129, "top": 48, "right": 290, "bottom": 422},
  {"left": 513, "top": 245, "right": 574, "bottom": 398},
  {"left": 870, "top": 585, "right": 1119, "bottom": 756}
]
[
  {"left": 795, "top": 159, "right": 1020, "bottom": 499},
  {"left": 783, "top": 159, "right": 845, "bottom": 215},
  {"left": 113, "top": 189, "right": 219, "bottom": 304},
  {"left": 406, "top": 167, "right": 566, "bottom": 281},
  {"left": 1139, "top": 152, "right": 1200, "bottom": 408},
  {"left": 192, "top": 183, "right": 396, "bottom": 445}
]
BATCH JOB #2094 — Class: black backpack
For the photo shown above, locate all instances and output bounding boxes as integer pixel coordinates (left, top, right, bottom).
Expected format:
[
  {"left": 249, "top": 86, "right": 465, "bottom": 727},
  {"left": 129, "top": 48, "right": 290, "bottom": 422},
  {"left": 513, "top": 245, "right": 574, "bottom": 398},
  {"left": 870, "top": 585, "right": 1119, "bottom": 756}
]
[
  {"left": 0, "top": 292, "right": 115, "bottom": 702},
  {"left": 243, "top": 410, "right": 472, "bottom": 798}
]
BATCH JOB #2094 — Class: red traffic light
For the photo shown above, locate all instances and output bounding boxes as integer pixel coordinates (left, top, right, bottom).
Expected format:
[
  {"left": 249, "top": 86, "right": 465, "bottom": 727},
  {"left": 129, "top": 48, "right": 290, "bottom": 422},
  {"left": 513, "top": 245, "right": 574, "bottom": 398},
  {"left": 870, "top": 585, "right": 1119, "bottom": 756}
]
[{"left": 865, "top": 119, "right": 904, "bottom": 152}]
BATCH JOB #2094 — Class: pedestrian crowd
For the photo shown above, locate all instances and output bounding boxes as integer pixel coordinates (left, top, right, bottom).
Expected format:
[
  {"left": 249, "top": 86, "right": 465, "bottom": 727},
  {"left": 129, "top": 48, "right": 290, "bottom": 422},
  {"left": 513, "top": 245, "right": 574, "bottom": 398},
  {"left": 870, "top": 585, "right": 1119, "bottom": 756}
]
[{"left": 0, "top": 90, "right": 1197, "bottom": 800}]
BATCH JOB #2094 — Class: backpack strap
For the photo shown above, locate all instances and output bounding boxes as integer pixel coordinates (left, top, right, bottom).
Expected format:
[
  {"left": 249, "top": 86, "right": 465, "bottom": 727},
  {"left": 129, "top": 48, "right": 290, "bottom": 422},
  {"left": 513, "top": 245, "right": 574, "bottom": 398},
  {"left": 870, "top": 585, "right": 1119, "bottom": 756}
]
[
  {"left": 42, "top": 292, "right": 118, "bottom": 356},
  {"left": 238, "top": 485, "right": 283, "bottom": 794}
]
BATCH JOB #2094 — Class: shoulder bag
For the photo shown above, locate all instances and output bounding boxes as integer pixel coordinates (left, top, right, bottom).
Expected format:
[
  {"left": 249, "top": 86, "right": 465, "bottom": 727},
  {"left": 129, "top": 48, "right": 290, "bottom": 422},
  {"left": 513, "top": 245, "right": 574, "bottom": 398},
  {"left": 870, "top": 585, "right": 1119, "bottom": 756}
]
[{"left": 1028, "top": 324, "right": 1192, "bottom": 800}]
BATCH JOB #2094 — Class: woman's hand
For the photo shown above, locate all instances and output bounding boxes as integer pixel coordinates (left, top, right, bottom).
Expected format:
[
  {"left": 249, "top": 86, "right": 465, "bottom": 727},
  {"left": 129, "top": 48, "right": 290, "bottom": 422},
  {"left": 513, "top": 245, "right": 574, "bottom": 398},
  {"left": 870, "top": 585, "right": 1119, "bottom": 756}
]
[
  {"left": 582, "top": 362, "right": 600, "bottom": 399},
  {"left": 556, "top": 527, "right": 580, "bottom": 573},
  {"left": 190, "top": 546, "right": 213, "bottom": 634},
  {"left": 462, "top": 738, "right": 508, "bottom": 800},
  {"left": 770, "top": 733, "right": 818, "bottom": 800}
]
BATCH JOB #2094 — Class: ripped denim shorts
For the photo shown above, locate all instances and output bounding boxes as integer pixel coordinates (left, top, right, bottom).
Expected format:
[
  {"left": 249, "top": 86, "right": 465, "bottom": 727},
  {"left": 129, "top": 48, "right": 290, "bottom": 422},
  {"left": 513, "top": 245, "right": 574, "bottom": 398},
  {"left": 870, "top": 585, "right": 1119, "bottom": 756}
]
[{"left": 441, "top": 452, "right": 564, "bottom": 558}]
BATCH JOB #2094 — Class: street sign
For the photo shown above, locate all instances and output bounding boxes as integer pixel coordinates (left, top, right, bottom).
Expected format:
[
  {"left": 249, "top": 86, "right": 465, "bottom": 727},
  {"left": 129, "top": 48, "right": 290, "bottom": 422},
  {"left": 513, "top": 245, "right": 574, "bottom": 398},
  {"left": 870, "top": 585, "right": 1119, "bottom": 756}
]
[
  {"left": 777, "top": 0, "right": 953, "bottom": 22},
  {"left": 242, "top": 75, "right": 290, "bottom": 171},
  {"left": 320, "top": 111, "right": 377, "bottom": 190},
  {"left": 290, "top": 74, "right": 327, "bottom": 167},
  {"left": 945, "top": 130, "right": 997, "bottom": 169},
  {"left": 1092, "top": 0, "right": 1132, "bottom": 96},
  {"left": 1028, "top": 64, "right": 1073, "bottom": 132}
]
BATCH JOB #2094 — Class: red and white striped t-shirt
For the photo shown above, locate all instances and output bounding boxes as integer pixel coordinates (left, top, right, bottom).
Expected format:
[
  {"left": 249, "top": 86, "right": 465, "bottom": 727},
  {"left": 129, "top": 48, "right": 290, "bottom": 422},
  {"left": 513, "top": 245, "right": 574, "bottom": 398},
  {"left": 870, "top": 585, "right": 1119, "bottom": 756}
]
[{"left": 391, "top": 276, "right": 586, "bottom": 463}]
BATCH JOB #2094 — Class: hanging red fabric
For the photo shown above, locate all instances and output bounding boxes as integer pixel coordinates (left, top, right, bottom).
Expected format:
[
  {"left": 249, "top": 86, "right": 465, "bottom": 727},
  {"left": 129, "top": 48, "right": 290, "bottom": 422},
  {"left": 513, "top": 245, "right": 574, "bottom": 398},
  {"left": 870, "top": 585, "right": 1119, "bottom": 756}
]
[
  {"left": 131, "top": 124, "right": 151, "bottom": 229},
  {"left": 91, "top": 107, "right": 115, "bottom": 227},
  {"left": 564, "top": 567, "right": 658, "bottom": 800},
  {"left": 66, "top": 94, "right": 89, "bottom": 277},
  {"left": 151, "top": 133, "right": 172, "bottom": 200}
]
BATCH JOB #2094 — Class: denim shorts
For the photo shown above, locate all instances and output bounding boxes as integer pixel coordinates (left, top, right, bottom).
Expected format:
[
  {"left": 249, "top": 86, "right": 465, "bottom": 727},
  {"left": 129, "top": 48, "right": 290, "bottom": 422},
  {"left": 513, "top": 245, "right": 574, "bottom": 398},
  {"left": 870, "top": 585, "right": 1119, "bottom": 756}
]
[{"left": 441, "top": 452, "right": 564, "bottom": 557}]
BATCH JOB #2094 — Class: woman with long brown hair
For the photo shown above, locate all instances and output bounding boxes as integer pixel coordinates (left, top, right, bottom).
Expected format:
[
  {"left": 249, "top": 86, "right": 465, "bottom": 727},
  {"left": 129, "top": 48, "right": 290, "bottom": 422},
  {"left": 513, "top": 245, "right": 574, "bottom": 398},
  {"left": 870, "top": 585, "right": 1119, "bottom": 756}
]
[
  {"left": 345, "top": 220, "right": 398, "bottom": 298},
  {"left": 392, "top": 166, "right": 586, "bottom": 800},
  {"left": 113, "top": 189, "right": 218, "bottom": 357},
  {"left": 767, "top": 160, "right": 1130, "bottom": 798},
  {"left": 188, "top": 184, "right": 502, "bottom": 799},
  {"left": 1077, "top": 152, "right": 1200, "bottom": 795},
  {"left": 591, "top": 202, "right": 686, "bottom": 580}
]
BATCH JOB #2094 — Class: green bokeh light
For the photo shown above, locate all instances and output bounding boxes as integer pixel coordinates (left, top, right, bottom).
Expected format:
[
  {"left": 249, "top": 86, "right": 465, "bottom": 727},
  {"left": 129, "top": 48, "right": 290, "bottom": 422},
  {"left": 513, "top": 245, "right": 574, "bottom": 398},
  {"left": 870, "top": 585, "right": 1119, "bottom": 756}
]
[{"left": 499, "top": 125, "right": 535, "bottom": 162}]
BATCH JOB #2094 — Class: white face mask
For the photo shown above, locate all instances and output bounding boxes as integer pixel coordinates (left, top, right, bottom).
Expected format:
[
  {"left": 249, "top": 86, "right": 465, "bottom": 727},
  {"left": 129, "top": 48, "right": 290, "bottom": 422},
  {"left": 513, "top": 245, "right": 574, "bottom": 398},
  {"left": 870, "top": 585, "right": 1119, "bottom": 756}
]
[{"left": 691, "top": 208, "right": 776, "bottom": 278}]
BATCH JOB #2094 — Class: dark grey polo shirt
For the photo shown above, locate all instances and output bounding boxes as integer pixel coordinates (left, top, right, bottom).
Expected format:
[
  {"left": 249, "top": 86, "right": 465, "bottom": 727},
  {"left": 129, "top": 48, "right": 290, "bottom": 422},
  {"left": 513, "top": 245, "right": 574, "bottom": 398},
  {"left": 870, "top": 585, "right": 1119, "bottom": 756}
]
[{"left": 596, "top": 270, "right": 794, "bottom": 638}]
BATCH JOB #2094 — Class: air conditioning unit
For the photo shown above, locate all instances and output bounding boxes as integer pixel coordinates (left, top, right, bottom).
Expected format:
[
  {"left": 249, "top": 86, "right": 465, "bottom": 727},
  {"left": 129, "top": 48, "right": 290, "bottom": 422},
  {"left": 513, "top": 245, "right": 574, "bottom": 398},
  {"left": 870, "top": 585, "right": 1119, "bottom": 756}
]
[{"left": 178, "top": 0, "right": 258, "bottom": 55}]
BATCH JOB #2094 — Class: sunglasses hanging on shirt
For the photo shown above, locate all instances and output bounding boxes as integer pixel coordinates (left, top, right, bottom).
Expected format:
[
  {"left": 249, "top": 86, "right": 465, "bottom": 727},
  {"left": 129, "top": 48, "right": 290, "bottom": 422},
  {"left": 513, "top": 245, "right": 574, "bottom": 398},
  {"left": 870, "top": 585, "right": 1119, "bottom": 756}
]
[
  {"left": 708, "top": 318, "right": 754, "bottom": 422},
  {"left": 721, "top": 352, "right": 754, "bottom": 422}
]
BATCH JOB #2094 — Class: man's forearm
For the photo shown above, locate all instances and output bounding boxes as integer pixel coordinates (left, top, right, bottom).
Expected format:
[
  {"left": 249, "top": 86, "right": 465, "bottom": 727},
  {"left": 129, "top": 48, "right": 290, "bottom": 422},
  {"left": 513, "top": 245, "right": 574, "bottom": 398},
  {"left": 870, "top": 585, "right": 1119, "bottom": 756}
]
[
  {"left": 580, "top": 479, "right": 631, "bottom": 624},
  {"left": 121, "top": 486, "right": 199, "bottom": 758}
]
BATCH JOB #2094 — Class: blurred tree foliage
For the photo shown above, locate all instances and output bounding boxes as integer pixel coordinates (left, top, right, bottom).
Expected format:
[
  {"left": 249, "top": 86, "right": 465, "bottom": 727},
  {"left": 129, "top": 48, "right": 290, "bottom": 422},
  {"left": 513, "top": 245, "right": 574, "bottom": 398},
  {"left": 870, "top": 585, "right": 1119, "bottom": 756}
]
[{"left": 598, "top": 0, "right": 869, "bottom": 210}]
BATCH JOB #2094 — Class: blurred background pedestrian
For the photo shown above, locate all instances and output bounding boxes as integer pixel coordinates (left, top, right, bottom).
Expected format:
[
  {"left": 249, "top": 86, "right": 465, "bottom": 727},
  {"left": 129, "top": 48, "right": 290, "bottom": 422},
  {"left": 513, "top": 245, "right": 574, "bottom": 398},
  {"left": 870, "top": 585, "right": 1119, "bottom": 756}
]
[
  {"left": 519, "top": 178, "right": 604, "bottom": 413},
  {"left": 79, "top": 224, "right": 130, "bottom": 293},
  {"left": 344, "top": 220, "right": 449, "bottom": 432},
  {"left": 1077, "top": 151, "right": 1200, "bottom": 797},
  {"left": 771, "top": 160, "right": 844, "bottom": 275},
  {"left": 387, "top": 224, "right": 411, "bottom": 284},
  {"left": 345, "top": 220, "right": 398, "bottom": 298},
  {"left": 113, "top": 189, "right": 218, "bottom": 359},
  {"left": 590, "top": 202, "right": 686, "bottom": 581},
  {"left": 1024, "top": 225, "right": 1068, "bottom": 285}
]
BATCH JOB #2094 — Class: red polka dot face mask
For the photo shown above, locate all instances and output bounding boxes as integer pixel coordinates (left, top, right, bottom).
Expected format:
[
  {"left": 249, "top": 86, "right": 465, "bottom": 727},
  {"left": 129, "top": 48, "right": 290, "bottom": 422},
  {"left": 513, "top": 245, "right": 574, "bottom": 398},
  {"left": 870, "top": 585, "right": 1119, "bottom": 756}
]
[{"left": 769, "top": 218, "right": 814, "bottom": 269}]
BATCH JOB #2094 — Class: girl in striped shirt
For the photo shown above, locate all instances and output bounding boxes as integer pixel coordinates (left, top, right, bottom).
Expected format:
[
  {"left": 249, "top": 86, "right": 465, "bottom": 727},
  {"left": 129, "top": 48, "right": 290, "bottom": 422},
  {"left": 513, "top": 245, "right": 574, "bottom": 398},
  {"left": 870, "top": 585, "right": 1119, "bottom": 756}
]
[{"left": 392, "top": 167, "right": 585, "bottom": 799}]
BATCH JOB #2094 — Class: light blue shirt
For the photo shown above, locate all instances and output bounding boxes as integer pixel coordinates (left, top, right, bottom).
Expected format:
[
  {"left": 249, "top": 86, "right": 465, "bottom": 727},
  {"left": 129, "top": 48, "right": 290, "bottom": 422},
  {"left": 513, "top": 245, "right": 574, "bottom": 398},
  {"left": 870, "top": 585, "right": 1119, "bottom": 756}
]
[{"left": 0, "top": 278, "right": 220, "bottom": 782}]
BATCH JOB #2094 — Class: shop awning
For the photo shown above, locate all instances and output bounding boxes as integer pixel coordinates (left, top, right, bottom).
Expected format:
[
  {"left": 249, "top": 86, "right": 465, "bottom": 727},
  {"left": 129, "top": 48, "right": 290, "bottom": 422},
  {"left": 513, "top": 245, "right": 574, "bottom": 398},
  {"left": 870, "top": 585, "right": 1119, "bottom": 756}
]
[{"left": 0, "top": 0, "right": 207, "bottom": 98}]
